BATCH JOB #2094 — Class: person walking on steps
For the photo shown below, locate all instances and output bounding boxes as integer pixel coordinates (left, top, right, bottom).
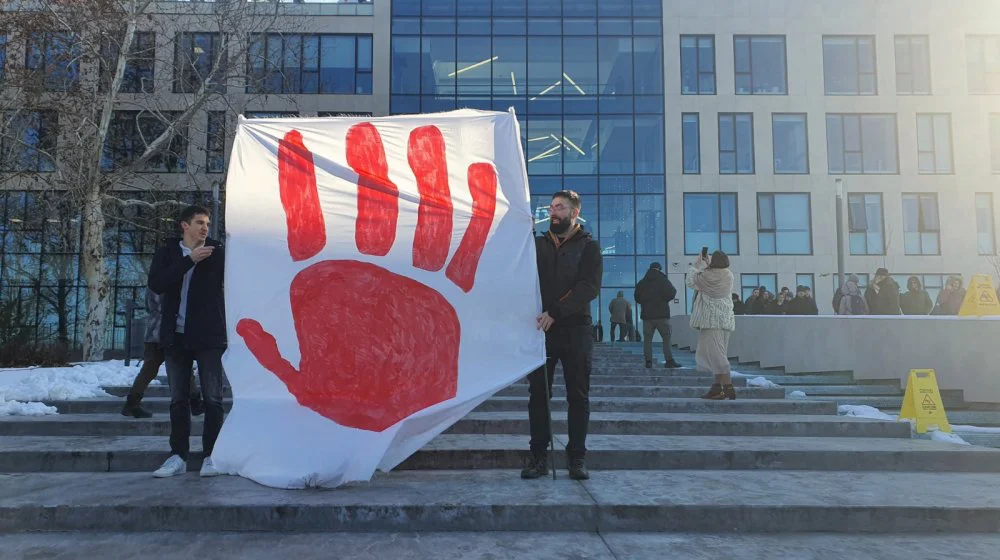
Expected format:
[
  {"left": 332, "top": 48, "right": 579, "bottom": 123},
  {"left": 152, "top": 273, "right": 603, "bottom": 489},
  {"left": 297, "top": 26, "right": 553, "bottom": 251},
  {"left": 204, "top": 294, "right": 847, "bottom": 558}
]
[
  {"left": 148, "top": 205, "right": 228, "bottom": 479},
  {"left": 523, "top": 190, "right": 602, "bottom": 481},
  {"left": 608, "top": 291, "right": 631, "bottom": 342},
  {"left": 634, "top": 262, "right": 681, "bottom": 369},
  {"left": 686, "top": 250, "right": 736, "bottom": 400},
  {"left": 121, "top": 289, "right": 205, "bottom": 419}
]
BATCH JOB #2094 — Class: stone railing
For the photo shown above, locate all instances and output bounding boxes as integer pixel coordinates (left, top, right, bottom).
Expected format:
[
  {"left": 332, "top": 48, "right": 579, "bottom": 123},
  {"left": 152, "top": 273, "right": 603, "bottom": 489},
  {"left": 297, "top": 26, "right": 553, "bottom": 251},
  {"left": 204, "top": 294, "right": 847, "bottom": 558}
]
[{"left": 669, "top": 314, "right": 1000, "bottom": 404}]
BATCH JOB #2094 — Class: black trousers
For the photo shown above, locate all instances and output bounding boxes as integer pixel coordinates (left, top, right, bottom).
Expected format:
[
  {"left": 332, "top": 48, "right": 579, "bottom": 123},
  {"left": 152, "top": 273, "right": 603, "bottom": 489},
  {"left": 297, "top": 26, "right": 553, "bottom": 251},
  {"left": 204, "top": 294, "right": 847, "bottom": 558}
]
[
  {"left": 609, "top": 322, "right": 627, "bottom": 341},
  {"left": 528, "top": 324, "right": 593, "bottom": 459},
  {"left": 127, "top": 342, "right": 198, "bottom": 402},
  {"left": 165, "top": 334, "right": 226, "bottom": 460}
]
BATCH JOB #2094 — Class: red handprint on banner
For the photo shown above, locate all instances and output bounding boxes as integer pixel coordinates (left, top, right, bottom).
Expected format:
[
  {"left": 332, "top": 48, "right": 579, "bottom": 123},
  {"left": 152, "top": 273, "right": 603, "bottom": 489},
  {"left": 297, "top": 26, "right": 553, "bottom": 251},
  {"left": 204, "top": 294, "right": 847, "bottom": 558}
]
[{"left": 236, "top": 124, "right": 498, "bottom": 432}]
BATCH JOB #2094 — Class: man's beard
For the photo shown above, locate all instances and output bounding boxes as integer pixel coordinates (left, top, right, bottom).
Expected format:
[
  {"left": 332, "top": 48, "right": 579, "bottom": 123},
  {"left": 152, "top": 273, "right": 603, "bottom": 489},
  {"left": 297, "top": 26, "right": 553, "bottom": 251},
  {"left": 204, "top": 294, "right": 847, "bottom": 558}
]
[{"left": 549, "top": 219, "right": 571, "bottom": 235}]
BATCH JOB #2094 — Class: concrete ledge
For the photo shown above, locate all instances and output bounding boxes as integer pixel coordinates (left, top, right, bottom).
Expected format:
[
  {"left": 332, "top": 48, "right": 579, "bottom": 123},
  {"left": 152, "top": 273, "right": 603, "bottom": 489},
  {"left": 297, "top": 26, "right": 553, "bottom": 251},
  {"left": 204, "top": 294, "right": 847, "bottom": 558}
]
[{"left": 671, "top": 316, "right": 1000, "bottom": 403}]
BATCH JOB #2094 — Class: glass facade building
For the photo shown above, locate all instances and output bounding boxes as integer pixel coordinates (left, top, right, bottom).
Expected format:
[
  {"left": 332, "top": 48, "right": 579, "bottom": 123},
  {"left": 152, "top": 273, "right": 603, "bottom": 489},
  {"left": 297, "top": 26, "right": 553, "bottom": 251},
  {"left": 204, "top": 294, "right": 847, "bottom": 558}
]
[{"left": 390, "top": 0, "right": 666, "bottom": 336}]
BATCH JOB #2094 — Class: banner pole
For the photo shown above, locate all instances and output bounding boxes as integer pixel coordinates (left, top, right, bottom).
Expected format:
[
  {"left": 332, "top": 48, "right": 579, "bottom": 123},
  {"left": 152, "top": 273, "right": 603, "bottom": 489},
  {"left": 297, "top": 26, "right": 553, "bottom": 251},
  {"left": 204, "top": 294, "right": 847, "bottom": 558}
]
[{"left": 542, "top": 359, "right": 556, "bottom": 480}]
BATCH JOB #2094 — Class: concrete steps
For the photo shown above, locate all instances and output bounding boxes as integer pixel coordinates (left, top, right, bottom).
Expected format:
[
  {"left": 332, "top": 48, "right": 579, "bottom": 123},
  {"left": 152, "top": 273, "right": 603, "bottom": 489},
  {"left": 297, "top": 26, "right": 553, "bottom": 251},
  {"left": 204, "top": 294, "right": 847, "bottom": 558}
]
[
  {"left": 1, "top": 434, "right": 996, "bottom": 474},
  {"left": 3, "top": 532, "right": 999, "bottom": 560},
  {"left": 3, "top": 342, "right": 998, "bottom": 547},
  {"left": 2, "top": 470, "right": 999, "bottom": 533}
]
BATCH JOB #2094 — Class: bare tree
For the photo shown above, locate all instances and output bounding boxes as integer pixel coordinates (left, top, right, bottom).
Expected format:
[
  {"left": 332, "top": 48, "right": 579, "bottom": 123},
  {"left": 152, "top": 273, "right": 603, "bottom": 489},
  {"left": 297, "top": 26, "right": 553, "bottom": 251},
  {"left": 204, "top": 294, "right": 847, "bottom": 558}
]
[{"left": 0, "top": 0, "right": 290, "bottom": 360}]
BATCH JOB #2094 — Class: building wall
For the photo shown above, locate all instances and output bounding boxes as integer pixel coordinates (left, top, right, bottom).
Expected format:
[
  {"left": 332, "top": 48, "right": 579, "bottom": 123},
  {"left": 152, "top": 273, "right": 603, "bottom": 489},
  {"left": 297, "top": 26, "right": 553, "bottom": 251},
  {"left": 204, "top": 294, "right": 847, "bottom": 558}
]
[{"left": 662, "top": 0, "right": 1000, "bottom": 313}]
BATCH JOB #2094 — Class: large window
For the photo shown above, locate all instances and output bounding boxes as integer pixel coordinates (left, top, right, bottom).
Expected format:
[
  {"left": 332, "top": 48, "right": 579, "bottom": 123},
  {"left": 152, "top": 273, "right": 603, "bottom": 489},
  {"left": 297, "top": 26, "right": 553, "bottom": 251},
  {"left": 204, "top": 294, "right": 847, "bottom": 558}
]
[
  {"left": 1, "top": 111, "right": 58, "bottom": 173},
  {"left": 682, "top": 113, "right": 700, "bottom": 174},
  {"left": 0, "top": 35, "right": 8, "bottom": 82},
  {"left": 895, "top": 35, "right": 931, "bottom": 95},
  {"left": 206, "top": 112, "right": 226, "bottom": 174},
  {"left": 102, "top": 111, "right": 188, "bottom": 173},
  {"left": 719, "top": 113, "right": 754, "bottom": 174},
  {"left": 681, "top": 35, "right": 715, "bottom": 94},
  {"left": 734, "top": 35, "right": 787, "bottom": 95},
  {"left": 248, "top": 34, "right": 373, "bottom": 95},
  {"left": 848, "top": 193, "right": 885, "bottom": 256},
  {"left": 826, "top": 114, "right": 898, "bottom": 174},
  {"left": 916, "top": 114, "right": 953, "bottom": 174},
  {"left": 977, "top": 193, "right": 996, "bottom": 256},
  {"left": 990, "top": 114, "right": 1000, "bottom": 173},
  {"left": 967, "top": 35, "right": 1000, "bottom": 94},
  {"left": 823, "top": 35, "right": 877, "bottom": 95},
  {"left": 902, "top": 193, "right": 940, "bottom": 255},
  {"left": 173, "top": 33, "right": 226, "bottom": 93},
  {"left": 796, "top": 273, "right": 814, "bottom": 292},
  {"left": 757, "top": 193, "right": 811, "bottom": 255},
  {"left": 683, "top": 193, "right": 738, "bottom": 255},
  {"left": 100, "top": 31, "right": 155, "bottom": 93},
  {"left": 772, "top": 113, "right": 808, "bottom": 174},
  {"left": 26, "top": 31, "right": 80, "bottom": 91},
  {"left": 741, "top": 274, "right": 777, "bottom": 301}
]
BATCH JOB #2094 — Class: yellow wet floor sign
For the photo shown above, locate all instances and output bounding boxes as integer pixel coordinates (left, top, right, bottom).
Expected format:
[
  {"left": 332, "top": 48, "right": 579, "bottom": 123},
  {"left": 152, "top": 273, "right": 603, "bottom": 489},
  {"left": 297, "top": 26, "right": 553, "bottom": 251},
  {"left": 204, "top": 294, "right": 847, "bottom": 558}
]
[
  {"left": 898, "top": 369, "right": 951, "bottom": 433},
  {"left": 958, "top": 274, "right": 1000, "bottom": 316}
]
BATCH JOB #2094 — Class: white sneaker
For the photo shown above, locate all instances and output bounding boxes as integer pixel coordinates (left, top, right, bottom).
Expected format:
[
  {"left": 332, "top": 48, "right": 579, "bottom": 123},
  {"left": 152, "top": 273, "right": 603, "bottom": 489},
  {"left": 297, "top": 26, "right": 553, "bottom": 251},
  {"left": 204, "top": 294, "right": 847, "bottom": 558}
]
[
  {"left": 153, "top": 455, "right": 186, "bottom": 478},
  {"left": 200, "top": 456, "right": 222, "bottom": 477}
]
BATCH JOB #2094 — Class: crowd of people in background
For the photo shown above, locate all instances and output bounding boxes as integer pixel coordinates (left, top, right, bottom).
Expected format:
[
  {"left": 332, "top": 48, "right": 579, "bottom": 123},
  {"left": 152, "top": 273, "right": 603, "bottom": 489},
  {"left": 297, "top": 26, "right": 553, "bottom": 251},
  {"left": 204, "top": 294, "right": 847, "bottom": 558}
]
[
  {"left": 832, "top": 269, "right": 971, "bottom": 316},
  {"left": 734, "top": 284, "right": 819, "bottom": 316}
]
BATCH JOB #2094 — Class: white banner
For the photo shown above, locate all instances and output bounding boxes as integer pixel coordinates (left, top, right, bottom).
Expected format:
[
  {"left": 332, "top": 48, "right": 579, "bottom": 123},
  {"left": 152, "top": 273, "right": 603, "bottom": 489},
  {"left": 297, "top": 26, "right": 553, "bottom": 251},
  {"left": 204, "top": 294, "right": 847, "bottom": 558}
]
[{"left": 215, "top": 109, "right": 544, "bottom": 488}]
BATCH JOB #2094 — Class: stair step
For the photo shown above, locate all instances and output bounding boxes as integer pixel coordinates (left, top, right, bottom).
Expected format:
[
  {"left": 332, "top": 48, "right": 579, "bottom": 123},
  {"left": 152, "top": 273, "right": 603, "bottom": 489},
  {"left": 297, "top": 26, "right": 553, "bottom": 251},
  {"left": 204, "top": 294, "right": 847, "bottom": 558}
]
[
  {"left": 495, "top": 386, "right": 785, "bottom": 399},
  {"left": 1, "top": 470, "right": 998, "bottom": 533},
  {"left": 807, "top": 396, "right": 967, "bottom": 408},
  {"left": 474, "top": 397, "right": 836, "bottom": 415},
  {"left": 0, "top": 412, "right": 913, "bottom": 438},
  {"left": 781, "top": 385, "right": 901, "bottom": 396},
  {"left": 1, "top": 435, "right": 996, "bottom": 473}
]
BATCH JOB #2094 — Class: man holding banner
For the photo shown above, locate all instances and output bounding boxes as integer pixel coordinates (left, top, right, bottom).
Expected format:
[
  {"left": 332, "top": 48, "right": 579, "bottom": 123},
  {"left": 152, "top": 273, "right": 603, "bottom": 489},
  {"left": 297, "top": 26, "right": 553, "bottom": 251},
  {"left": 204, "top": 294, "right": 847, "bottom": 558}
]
[{"left": 523, "top": 190, "right": 602, "bottom": 481}]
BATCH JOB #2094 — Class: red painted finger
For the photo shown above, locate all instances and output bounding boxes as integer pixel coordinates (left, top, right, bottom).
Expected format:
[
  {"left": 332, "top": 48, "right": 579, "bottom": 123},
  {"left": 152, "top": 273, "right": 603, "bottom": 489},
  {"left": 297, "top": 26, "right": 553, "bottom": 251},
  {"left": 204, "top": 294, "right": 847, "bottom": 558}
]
[
  {"left": 446, "top": 163, "right": 498, "bottom": 293},
  {"left": 347, "top": 123, "right": 399, "bottom": 256},
  {"left": 236, "top": 318, "right": 300, "bottom": 389},
  {"left": 278, "top": 130, "right": 326, "bottom": 262},
  {"left": 407, "top": 125, "right": 453, "bottom": 272}
]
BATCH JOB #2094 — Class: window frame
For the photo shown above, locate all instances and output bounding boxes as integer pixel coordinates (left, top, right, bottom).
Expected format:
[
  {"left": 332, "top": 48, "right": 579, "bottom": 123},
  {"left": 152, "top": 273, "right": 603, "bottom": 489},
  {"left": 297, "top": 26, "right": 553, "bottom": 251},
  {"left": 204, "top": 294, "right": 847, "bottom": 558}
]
[
  {"left": 771, "top": 112, "right": 809, "bottom": 174},
  {"left": 173, "top": 32, "right": 226, "bottom": 94},
  {"left": 847, "top": 192, "right": 886, "bottom": 256},
  {"left": 894, "top": 34, "right": 931, "bottom": 95},
  {"left": 976, "top": 192, "right": 997, "bottom": 256},
  {"left": 967, "top": 35, "right": 1000, "bottom": 95},
  {"left": 0, "top": 110, "right": 59, "bottom": 173},
  {"left": 822, "top": 35, "right": 878, "bottom": 96},
  {"left": 682, "top": 192, "right": 739, "bottom": 256},
  {"left": 682, "top": 112, "right": 700, "bottom": 174},
  {"left": 733, "top": 34, "right": 788, "bottom": 95},
  {"left": 741, "top": 273, "right": 778, "bottom": 302},
  {"left": 826, "top": 113, "right": 899, "bottom": 175},
  {"left": 902, "top": 193, "right": 941, "bottom": 256},
  {"left": 915, "top": 113, "right": 954, "bottom": 175},
  {"left": 680, "top": 34, "right": 716, "bottom": 95},
  {"left": 718, "top": 112, "right": 755, "bottom": 175},
  {"left": 756, "top": 192, "right": 813, "bottom": 256},
  {"left": 206, "top": 111, "right": 226, "bottom": 174}
]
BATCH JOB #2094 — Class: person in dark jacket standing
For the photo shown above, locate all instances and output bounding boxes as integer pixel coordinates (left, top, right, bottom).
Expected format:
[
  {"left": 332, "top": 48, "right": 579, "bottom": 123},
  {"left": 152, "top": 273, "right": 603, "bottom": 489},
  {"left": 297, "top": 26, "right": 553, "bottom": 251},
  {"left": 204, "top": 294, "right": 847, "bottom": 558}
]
[
  {"left": 523, "top": 190, "right": 602, "bottom": 482},
  {"left": 865, "top": 268, "right": 901, "bottom": 315},
  {"left": 731, "top": 294, "right": 746, "bottom": 315},
  {"left": 900, "top": 276, "right": 934, "bottom": 315},
  {"left": 785, "top": 285, "right": 819, "bottom": 315},
  {"left": 608, "top": 291, "right": 631, "bottom": 342},
  {"left": 148, "top": 206, "right": 227, "bottom": 479},
  {"left": 933, "top": 276, "right": 966, "bottom": 315},
  {"left": 634, "top": 262, "right": 680, "bottom": 369},
  {"left": 120, "top": 289, "right": 203, "bottom": 419}
]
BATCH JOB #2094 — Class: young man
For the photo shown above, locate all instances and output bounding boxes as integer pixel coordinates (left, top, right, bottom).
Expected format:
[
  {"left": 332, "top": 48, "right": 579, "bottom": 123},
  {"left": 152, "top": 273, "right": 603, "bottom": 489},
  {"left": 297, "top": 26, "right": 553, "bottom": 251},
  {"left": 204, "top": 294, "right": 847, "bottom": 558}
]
[
  {"left": 523, "top": 190, "right": 602, "bottom": 481},
  {"left": 786, "top": 285, "right": 819, "bottom": 316},
  {"left": 634, "top": 262, "right": 680, "bottom": 368},
  {"left": 148, "top": 206, "right": 227, "bottom": 478}
]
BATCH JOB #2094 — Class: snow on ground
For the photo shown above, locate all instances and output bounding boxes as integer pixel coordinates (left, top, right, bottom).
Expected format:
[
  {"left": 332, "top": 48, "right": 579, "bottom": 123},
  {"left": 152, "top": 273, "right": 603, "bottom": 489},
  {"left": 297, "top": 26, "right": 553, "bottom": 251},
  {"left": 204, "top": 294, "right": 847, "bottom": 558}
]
[
  {"left": 787, "top": 390, "right": 808, "bottom": 399},
  {"left": 0, "top": 360, "right": 161, "bottom": 415},
  {"left": 951, "top": 424, "right": 1000, "bottom": 434},
  {"left": 743, "top": 376, "right": 781, "bottom": 389},
  {"left": 836, "top": 404, "right": 1000, "bottom": 445},
  {"left": 930, "top": 431, "right": 971, "bottom": 445},
  {"left": 838, "top": 404, "right": 898, "bottom": 421}
]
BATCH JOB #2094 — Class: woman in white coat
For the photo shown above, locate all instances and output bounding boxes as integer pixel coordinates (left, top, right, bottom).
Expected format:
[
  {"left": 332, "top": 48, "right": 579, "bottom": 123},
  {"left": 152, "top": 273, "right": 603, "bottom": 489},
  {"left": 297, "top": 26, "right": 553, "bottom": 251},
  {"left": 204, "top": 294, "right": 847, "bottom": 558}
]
[{"left": 686, "top": 250, "right": 736, "bottom": 400}]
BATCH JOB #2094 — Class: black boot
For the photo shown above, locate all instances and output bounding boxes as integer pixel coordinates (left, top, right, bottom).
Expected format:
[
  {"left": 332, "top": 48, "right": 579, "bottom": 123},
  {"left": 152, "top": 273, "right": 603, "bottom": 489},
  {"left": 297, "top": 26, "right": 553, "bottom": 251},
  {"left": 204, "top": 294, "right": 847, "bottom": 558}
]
[
  {"left": 567, "top": 455, "right": 590, "bottom": 480},
  {"left": 121, "top": 393, "right": 152, "bottom": 419},
  {"left": 700, "top": 383, "right": 724, "bottom": 400},
  {"left": 190, "top": 393, "right": 205, "bottom": 417},
  {"left": 520, "top": 452, "right": 549, "bottom": 479},
  {"left": 665, "top": 360, "right": 682, "bottom": 369},
  {"left": 645, "top": 360, "right": 652, "bottom": 369}
]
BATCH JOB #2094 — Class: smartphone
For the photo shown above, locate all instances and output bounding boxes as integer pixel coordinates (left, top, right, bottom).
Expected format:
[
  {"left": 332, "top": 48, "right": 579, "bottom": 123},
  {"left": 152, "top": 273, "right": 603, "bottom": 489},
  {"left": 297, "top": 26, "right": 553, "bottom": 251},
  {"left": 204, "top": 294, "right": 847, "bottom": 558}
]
[{"left": 701, "top": 246, "right": 708, "bottom": 258}]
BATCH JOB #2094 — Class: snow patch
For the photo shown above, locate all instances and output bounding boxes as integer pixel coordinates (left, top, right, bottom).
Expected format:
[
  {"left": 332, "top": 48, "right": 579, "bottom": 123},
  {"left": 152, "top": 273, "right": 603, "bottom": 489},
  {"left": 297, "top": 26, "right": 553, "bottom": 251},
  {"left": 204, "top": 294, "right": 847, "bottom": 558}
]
[
  {"left": 744, "top": 376, "right": 780, "bottom": 389},
  {"left": 787, "top": 390, "right": 808, "bottom": 399},
  {"left": 952, "top": 424, "right": 1000, "bottom": 434},
  {"left": 0, "top": 360, "right": 161, "bottom": 416},
  {"left": 0, "top": 400, "right": 58, "bottom": 416},
  {"left": 838, "top": 404, "right": 897, "bottom": 421},
  {"left": 929, "top": 431, "right": 971, "bottom": 445}
]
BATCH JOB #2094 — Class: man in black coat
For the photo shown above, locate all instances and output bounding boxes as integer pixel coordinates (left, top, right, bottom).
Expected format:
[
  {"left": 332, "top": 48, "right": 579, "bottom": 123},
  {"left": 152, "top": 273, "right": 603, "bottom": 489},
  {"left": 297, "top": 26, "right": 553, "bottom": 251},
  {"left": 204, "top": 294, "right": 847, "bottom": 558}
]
[
  {"left": 786, "top": 285, "right": 819, "bottom": 315},
  {"left": 523, "top": 190, "right": 602, "bottom": 482},
  {"left": 148, "top": 205, "right": 227, "bottom": 479},
  {"left": 634, "top": 262, "right": 680, "bottom": 369}
]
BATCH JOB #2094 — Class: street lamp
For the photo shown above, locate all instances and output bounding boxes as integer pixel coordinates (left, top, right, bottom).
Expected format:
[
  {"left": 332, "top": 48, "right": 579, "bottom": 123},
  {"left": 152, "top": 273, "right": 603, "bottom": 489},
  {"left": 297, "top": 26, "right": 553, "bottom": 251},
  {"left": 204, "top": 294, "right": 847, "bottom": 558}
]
[{"left": 835, "top": 178, "right": 845, "bottom": 291}]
